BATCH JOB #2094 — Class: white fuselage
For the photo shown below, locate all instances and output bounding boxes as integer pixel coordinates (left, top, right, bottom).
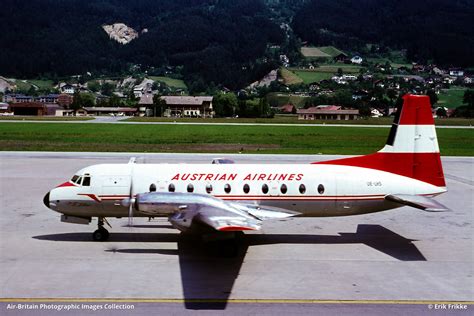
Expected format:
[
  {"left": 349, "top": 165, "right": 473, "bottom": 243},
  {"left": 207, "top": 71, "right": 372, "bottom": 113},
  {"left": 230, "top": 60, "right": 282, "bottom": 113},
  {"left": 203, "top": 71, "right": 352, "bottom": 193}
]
[{"left": 48, "top": 163, "right": 446, "bottom": 218}]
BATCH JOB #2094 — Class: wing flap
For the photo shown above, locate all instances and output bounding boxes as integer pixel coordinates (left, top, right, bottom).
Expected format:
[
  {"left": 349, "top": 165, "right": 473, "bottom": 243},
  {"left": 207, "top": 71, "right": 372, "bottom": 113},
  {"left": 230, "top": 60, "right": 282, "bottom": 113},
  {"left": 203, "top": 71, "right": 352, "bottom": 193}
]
[
  {"left": 231, "top": 203, "right": 300, "bottom": 220},
  {"left": 385, "top": 194, "right": 450, "bottom": 212},
  {"left": 195, "top": 212, "right": 261, "bottom": 232}
]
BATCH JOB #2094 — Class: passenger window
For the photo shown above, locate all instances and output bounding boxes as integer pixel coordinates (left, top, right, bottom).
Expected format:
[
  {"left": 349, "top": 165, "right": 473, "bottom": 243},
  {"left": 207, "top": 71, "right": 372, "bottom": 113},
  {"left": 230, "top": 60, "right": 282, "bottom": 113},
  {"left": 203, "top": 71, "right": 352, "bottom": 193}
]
[
  {"left": 318, "top": 184, "right": 325, "bottom": 194},
  {"left": 206, "top": 184, "right": 213, "bottom": 194},
  {"left": 187, "top": 184, "right": 194, "bottom": 193},
  {"left": 299, "top": 184, "right": 306, "bottom": 194},
  {"left": 280, "top": 184, "right": 287, "bottom": 194},
  {"left": 168, "top": 183, "right": 175, "bottom": 192},
  {"left": 82, "top": 176, "right": 91, "bottom": 186},
  {"left": 243, "top": 184, "right": 250, "bottom": 194},
  {"left": 224, "top": 184, "right": 231, "bottom": 194},
  {"left": 262, "top": 184, "right": 269, "bottom": 194},
  {"left": 149, "top": 184, "right": 156, "bottom": 192}
]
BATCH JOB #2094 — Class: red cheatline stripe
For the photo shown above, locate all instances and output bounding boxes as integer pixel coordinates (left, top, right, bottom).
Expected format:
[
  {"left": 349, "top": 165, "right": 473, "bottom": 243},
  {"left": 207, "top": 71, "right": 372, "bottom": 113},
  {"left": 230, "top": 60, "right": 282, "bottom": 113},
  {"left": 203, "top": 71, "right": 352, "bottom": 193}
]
[
  {"left": 56, "top": 181, "right": 77, "bottom": 188},
  {"left": 77, "top": 194, "right": 101, "bottom": 202}
]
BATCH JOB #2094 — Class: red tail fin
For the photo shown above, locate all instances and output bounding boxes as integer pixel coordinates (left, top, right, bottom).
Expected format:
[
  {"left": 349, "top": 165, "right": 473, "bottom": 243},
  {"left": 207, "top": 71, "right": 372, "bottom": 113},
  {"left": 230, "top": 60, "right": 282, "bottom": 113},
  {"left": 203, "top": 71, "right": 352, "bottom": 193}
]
[{"left": 314, "top": 94, "right": 446, "bottom": 187}]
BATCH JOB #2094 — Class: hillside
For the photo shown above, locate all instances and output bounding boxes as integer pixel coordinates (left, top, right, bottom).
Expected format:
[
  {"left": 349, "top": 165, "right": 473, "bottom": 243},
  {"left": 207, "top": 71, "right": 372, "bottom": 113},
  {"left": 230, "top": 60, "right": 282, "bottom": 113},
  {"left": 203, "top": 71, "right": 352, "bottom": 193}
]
[
  {"left": 0, "top": 0, "right": 473, "bottom": 91},
  {"left": 293, "top": 0, "right": 474, "bottom": 67},
  {"left": 0, "top": 0, "right": 284, "bottom": 90}
]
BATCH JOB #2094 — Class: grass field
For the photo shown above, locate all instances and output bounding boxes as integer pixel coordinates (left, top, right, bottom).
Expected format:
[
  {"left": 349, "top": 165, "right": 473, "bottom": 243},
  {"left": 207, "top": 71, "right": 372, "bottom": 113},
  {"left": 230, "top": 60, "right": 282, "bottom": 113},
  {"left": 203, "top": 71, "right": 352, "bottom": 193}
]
[
  {"left": 300, "top": 47, "right": 331, "bottom": 58},
  {"left": 266, "top": 93, "right": 309, "bottom": 108},
  {"left": 287, "top": 64, "right": 362, "bottom": 84},
  {"left": 316, "top": 64, "right": 362, "bottom": 73},
  {"left": 0, "top": 123, "right": 471, "bottom": 156},
  {"left": 437, "top": 87, "right": 467, "bottom": 108},
  {"left": 8, "top": 79, "right": 55, "bottom": 91},
  {"left": 292, "top": 70, "right": 333, "bottom": 84},
  {"left": 148, "top": 76, "right": 187, "bottom": 89},
  {"left": 27, "top": 79, "right": 55, "bottom": 90},
  {"left": 318, "top": 46, "right": 346, "bottom": 57},
  {"left": 279, "top": 68, "right": 303, "bottom": 85},
  {"left": 125, "top": 116, "right": 473, "bottom": 126},
  {"left": 300, "top": 46, "right": 345, "bottom": 58}
]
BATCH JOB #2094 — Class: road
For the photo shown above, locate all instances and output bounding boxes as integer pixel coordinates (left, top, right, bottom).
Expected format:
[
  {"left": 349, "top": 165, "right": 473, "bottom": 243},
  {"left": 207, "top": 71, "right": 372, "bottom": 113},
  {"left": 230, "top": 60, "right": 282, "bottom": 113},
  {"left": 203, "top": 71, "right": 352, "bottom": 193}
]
[{"left": 0, "top": 153, "right": 472, "bottom": 315}]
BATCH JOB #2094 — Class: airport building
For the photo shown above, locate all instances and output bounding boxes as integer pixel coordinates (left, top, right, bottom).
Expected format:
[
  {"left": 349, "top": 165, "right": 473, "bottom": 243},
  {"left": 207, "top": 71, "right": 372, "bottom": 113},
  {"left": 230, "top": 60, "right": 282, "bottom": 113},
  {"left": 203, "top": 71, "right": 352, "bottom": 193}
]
[{"left": 297, "top": 105, "right": 359, "bottom": 120}]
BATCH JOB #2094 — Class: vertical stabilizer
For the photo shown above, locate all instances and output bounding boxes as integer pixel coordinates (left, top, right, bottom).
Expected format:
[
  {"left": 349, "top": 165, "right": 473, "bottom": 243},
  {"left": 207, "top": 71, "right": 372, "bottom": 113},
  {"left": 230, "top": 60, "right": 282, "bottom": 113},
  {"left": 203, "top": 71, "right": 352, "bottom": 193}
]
[{"left": 314, "top": 94, "right": 446, "bottom": 188}]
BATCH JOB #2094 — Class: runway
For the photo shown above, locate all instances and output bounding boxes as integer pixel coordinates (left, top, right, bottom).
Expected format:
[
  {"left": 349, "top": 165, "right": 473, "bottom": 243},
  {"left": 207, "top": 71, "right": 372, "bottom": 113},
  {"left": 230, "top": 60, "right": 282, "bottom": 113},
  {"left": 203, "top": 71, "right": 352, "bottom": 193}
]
[{"left": 0, "top": 152, "right": 472, "bottom": 315}]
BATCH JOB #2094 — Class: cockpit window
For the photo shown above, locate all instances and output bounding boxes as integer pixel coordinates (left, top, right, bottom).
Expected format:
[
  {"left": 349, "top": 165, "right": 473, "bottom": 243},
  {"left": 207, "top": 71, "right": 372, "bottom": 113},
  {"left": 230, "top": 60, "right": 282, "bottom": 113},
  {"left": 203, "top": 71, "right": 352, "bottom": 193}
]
[{"left": 71, "top": 174, "right": 91, "bottom": 185}]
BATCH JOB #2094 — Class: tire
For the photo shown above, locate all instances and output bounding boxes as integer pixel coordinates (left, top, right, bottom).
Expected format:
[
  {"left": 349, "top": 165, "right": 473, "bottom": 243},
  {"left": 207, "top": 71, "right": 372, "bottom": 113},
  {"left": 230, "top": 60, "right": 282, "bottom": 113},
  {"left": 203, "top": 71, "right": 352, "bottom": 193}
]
[{"left": 92, "top": 228, "right": 109, "bottom": 241}]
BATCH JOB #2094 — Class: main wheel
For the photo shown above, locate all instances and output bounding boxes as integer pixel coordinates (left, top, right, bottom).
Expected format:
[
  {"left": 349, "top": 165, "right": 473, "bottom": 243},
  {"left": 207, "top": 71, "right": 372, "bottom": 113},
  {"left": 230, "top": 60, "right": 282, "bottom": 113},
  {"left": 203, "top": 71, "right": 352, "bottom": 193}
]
[{"left": 92, "top": 228, "right": 109, "bottom": 241}]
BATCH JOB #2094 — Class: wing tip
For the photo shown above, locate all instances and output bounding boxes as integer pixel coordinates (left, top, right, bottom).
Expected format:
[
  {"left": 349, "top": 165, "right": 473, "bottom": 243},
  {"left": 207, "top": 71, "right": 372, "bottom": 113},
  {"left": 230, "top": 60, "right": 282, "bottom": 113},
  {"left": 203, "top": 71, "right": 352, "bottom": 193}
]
[{"left": 218, "top": 226, "right": 258, "bottom": 232}]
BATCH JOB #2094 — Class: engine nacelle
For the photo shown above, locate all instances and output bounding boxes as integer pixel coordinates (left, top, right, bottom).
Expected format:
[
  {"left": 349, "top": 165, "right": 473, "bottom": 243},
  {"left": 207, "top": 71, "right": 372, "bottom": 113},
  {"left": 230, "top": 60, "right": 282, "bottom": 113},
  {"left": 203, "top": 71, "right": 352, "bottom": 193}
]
[{"left": 134, "top": 192, "right": 190, "bottom": 216}]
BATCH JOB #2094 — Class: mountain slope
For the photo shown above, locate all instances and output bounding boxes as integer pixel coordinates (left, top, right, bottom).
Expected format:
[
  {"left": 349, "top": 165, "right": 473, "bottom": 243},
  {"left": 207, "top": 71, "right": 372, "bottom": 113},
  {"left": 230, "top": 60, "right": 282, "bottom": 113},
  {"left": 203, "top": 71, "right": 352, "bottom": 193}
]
[
  {"left": 292, "top": 0, "right": 474, "bottom": 67},
  {"left": 0, "top": 0, "right": 473, "bottom": 91}
]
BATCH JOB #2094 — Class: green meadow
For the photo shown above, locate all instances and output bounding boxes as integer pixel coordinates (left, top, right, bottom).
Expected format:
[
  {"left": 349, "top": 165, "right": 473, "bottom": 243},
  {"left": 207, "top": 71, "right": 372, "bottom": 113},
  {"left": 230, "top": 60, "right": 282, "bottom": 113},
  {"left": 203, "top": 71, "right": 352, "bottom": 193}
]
[{"left": 0, "top": 123, "right": 472, "bottom": 156}]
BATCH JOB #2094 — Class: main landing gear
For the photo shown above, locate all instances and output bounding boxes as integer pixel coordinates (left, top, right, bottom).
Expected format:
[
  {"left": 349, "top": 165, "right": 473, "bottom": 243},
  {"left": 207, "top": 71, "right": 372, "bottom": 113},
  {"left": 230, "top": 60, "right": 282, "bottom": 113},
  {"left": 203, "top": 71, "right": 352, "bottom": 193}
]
[{"left": 92, "top": 217, "right": 110, "bottom": 241}]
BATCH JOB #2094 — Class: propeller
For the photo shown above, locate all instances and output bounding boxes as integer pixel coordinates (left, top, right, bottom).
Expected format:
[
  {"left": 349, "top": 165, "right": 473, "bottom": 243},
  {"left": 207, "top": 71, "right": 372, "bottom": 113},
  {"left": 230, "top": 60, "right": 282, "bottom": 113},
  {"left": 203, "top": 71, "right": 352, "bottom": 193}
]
[
  {"left": 127, "top": 179, "right": 134, "bottom": 227},
  {"left": 121, "top": 158, "right": 136, "bottom": 227}
]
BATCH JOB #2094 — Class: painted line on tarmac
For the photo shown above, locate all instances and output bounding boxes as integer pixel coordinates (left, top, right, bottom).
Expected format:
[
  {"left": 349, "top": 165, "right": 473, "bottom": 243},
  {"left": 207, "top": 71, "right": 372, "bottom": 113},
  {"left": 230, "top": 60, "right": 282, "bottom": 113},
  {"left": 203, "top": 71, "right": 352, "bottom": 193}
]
[{"left": 1, "top": 298, "right": 473, "bottom": 305}]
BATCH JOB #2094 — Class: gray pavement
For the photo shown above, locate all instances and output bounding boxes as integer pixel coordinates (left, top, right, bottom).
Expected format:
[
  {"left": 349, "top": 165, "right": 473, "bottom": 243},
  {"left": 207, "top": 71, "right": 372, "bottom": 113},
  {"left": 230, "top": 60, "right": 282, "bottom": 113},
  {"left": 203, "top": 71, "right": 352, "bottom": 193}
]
[{"left": 0, "top": 152, "right": 472, "bottom": 315}]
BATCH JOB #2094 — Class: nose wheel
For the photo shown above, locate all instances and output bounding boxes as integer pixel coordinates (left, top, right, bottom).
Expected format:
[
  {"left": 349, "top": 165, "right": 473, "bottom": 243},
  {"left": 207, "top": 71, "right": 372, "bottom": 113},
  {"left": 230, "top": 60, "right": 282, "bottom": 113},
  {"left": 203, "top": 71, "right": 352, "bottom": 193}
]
[{"left": 92, "top": 217, "right": 110, "bottom": 241}]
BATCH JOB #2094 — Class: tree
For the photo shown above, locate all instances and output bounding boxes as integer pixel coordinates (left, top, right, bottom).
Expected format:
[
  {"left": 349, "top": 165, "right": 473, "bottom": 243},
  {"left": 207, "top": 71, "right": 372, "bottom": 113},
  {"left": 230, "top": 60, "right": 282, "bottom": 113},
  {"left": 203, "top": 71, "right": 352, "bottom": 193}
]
[
  {"left": 88, "top": 81, "right": 100, "bottom": 92},
  {"left": 70, "top": 92, "right": 95, "bottom": 114},
  {"left": 27, "top": 85, "right": 37, "bottom": 96},
  {"left": 436, "top": 107, "right": 447, "bottom": 118},
  {"left": 101, "top": 82, "right": 115, "bottom": 96},
  {"left": 426, "top": 89, "right": 438, "bottom": 106},
  {"left": 108, "top": 94, "right": 122, "bottom": 107},
  {"left": 463, "top": 90, "right": 474, "bottom": 109},
  {"left": 126, "top": 90, "right": 139, "bottom": 108},
  {"left": 152, "top": 94, "right": 166, "bottom": 117},
  {"left": 213, "top": 93, "right": 238, "bottom": 117}
]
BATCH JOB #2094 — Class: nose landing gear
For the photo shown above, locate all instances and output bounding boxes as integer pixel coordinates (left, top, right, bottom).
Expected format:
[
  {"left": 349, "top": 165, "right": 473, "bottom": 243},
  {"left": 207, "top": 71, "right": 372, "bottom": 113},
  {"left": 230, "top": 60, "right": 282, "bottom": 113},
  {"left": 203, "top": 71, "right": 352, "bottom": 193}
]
[{"left": 92, "top": 217, "right": 110, "bottom": 241}]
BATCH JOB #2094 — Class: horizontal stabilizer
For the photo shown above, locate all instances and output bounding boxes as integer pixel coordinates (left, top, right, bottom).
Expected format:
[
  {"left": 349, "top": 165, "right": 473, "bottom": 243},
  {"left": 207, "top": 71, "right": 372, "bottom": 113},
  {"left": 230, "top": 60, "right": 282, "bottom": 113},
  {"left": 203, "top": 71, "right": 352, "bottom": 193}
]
[{"left": 385, "top": 194, "right": 450, "bottom": 212}]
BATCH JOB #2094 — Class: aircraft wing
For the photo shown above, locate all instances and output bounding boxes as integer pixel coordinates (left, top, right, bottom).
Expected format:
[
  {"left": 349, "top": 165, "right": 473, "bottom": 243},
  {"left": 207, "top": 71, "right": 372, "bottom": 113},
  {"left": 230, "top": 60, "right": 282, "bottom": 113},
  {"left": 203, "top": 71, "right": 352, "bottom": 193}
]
[
  {"left": 134, "top": 192, "right": 298, "bottom": 233},
  {"left": 385, "top": 194, "right": 450, "bottom": 212}
]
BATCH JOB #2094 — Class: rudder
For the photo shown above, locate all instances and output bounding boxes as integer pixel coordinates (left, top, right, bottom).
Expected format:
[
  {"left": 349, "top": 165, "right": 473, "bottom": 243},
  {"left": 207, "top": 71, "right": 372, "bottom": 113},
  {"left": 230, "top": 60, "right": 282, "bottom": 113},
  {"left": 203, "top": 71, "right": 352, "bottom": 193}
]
[{"left": 314, "top": 94, "right": 446, "bottom": 188}]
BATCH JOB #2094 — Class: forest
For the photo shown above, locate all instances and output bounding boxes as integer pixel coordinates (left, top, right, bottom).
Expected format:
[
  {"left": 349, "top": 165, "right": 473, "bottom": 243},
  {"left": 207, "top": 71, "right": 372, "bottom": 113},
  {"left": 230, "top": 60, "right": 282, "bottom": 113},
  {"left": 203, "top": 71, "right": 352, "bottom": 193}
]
[
  {"left": 1, "top": 0, "right": 473, "bottom": 90},
  {"left": 293, "top": 0, "right": 474, "bottom": 67}
]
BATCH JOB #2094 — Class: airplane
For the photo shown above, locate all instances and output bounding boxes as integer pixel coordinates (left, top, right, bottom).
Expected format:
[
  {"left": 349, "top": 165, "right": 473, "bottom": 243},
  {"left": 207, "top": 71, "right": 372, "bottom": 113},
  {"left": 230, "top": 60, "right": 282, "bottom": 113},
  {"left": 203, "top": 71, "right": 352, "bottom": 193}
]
[{"left": 43, "top": 94, "right": 448, "bottom": 247}]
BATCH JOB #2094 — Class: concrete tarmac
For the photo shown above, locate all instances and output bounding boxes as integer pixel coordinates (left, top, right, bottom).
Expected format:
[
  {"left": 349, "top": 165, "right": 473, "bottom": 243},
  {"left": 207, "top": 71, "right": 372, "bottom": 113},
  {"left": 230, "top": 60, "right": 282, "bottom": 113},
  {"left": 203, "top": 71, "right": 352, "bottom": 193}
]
[{"left": 0, "top": 152, "right": 472, "bottom": 315}]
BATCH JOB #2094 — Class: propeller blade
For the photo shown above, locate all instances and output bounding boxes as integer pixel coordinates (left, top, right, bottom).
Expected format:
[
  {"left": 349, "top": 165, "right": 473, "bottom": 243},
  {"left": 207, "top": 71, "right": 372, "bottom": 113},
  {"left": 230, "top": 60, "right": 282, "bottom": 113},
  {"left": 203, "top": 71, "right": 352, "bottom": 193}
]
[{"left": 127, "top": 164, "right": 134, "bottom": 227}]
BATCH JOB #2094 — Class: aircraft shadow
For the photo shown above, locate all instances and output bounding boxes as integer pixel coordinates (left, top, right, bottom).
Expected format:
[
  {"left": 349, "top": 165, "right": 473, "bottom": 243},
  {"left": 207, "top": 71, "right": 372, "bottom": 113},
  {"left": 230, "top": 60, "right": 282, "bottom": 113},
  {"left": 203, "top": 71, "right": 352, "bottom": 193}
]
[
  {"left": 33, "top": 224, "right": 425, "bottom": 310},
  {"left": 121, "top": 224, "right": 175, "bottom": 229}
]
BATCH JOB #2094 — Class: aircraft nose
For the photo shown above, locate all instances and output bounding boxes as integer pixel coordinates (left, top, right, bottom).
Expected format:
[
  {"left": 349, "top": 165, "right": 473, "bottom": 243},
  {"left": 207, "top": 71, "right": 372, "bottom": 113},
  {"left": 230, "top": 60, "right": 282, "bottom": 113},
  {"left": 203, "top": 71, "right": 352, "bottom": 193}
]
[{"left": 43, "top": 192, "right": 50, "bottom": 208}]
